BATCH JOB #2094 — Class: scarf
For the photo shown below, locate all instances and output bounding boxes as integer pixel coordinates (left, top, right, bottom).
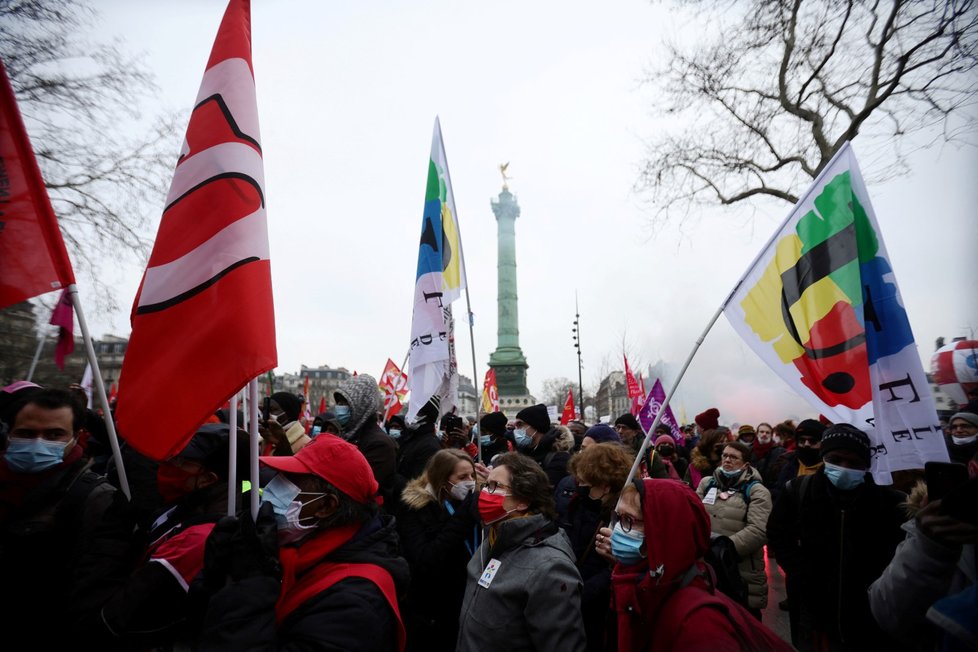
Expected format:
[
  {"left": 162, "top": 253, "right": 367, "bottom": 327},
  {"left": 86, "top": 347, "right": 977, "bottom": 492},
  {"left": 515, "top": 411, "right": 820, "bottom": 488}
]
[{"left": 275, "top": 522, "right": 361, "bottom": 623}]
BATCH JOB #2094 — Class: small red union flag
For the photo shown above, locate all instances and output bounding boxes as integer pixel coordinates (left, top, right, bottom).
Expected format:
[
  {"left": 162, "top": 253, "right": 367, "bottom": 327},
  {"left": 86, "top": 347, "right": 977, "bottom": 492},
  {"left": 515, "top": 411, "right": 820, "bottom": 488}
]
[{"left": 560, "top": 390, "right": 575, "bottom": 426}]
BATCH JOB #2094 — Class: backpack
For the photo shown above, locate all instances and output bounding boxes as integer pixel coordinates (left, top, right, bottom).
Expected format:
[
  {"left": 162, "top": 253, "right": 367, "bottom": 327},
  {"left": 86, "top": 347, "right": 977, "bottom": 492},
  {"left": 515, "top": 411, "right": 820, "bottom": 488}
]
[
  {"left": 703, "top": 534, "right": 750, "bottom": 607},
  {"left": 704, "top": 477, "right": 759, "bottom": 506},
  {"left": 660, "top": 567, "right": 792, "bottom": 651}
]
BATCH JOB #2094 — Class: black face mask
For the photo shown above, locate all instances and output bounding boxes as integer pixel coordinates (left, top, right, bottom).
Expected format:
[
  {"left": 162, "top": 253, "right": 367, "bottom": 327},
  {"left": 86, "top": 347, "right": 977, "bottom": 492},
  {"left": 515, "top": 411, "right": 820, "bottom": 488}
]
[
  {"left": 657, "top": 446, "right": 675, "bottom": 458},
  {"left": 797, "top": 446, "right": 820, "bottom": 466},
  {"left": 575, "top": 484, "right": 603, "bottom": 510}
]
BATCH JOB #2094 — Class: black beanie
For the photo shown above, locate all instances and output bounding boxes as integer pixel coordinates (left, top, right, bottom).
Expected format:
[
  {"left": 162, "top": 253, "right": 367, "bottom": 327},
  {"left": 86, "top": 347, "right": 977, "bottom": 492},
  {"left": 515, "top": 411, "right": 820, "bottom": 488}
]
[
  {"left": 615, "top": 413, "right": 641, "bottom": 431},
  {"left": 819, "top": 423, "right": 871, "bottom": 467},
  {"left": 795, "top": 418, "right": 827, "bottom": 441},
  {"left": 480, "top": 411, "right": 508, "bottom": 436},
  {"left": 271, "top": 392, "right": 302, "bottom": 423},
  {"left": 516, "top": 403, "right": 550, "bottom": 434}
]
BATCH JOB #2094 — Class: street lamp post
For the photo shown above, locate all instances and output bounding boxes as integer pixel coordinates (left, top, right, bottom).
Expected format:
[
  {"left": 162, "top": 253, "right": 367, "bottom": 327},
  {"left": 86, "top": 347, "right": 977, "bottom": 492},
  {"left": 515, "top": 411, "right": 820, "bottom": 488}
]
[{"left": 572, "top": 296, "right": 584, "bottom": 422}]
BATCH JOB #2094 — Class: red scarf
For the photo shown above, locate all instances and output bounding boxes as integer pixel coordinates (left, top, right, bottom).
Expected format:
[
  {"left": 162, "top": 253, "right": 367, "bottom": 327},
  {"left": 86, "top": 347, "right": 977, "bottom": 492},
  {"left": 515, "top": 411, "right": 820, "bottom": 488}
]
[
  {"left": 752, "top": 440, "right": 775, "bottom": 459},
  {"left": 276, "top": 522, "right": 361, "bottom": 620}
]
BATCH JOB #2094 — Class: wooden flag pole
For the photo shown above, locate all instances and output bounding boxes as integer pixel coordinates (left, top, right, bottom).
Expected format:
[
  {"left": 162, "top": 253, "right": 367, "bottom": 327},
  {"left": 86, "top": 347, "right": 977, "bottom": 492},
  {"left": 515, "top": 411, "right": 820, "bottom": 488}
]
[{"left": 68, "top": 284, "right": 130, "bottom": 499}]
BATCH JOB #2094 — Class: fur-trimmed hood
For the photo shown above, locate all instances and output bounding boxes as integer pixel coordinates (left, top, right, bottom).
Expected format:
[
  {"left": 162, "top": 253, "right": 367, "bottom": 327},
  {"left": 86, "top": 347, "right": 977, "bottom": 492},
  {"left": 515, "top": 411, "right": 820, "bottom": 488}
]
[
  {"left": 690, "top": 446, "right": 717, "bottom": 473},
  {"left": 903, "top": 480, "right": 928, "bottom": 518},
  {"left": 400, "top": 477, "right": 439, "bottom": 511}
]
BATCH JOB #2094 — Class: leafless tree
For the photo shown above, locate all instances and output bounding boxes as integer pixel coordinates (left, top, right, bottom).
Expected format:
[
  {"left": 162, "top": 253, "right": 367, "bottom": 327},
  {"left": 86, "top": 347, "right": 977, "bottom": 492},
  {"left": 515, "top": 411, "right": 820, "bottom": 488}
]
[
  {"left": 540, "top": 376, "right": 578, "bottom": 409},
  {"left": 638, "top": 0, "right": 978, "bottom": 223},
  {"left": 1, "top": 0, "right": 177, "bottom": 313}
]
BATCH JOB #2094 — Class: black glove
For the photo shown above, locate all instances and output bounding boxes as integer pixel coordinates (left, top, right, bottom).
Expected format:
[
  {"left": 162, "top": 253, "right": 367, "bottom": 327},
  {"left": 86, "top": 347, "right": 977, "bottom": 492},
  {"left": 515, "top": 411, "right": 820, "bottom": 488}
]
[
  {"left": 203, "top": 515, "right": 238, "bottom": 593},
  {"left": 228, "top": 501, "right": 282, "bottom": 582}
]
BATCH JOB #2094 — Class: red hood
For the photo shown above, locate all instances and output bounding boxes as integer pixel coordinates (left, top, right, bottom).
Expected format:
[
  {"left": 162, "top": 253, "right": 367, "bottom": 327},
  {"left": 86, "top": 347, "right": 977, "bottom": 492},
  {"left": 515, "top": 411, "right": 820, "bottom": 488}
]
[
  {"left": 611, "top": 479, "right": 712, "bottom": 651},
  {"left": 636, "top": 478, "right": 710, "bottom": 583}
]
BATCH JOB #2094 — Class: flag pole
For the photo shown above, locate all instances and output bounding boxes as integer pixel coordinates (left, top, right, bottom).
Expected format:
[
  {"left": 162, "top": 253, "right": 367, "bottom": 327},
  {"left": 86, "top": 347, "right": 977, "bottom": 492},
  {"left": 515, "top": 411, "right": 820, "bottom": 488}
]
[
  {"left": 67, "top": 284, "right": 130, "bottom": 499},
  {"left": 435, "top": 117, "right": 481, "bottom": 460},
  {"left": 619, "top": 297, "right": 736, "bottom": 494},
  {"left": 227, "top": 389, "right": 238, "bottom": 516},
  {"left": 25, "top": 330, "right": 47, "bottom": 381},
  {"left": 248, "top": 377, "right": 260, "bottom": 519}
]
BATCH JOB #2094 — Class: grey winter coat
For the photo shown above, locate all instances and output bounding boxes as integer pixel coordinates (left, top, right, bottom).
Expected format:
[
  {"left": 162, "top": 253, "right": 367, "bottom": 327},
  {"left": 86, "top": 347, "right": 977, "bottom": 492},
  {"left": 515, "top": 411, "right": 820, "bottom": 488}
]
[
  {"left": 696, "top": 465, "right": 772, "bottom": 609},
  {"left": 868, "top": 518, "right": 976, "bottom": 648},
  {"left": 457, "top": 513, "right": 586, "bottom": 652}
]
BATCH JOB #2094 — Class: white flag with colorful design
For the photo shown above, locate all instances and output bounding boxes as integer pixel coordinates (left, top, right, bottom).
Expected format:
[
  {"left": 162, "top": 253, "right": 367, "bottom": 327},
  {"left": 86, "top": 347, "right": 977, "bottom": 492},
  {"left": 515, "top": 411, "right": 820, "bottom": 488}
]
[
  {"left": 406, "top": 117, "right": 466, "bottom": 421},
  {"left": 724, "top": 142, "right": 948, "bottom": 482}
]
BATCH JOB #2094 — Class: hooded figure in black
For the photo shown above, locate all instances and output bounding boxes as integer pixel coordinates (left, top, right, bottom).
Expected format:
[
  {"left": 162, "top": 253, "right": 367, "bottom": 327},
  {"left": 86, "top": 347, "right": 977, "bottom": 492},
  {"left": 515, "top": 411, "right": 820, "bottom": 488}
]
[{"left": 334, "top": 374, "right": 398, "bottom": 507}]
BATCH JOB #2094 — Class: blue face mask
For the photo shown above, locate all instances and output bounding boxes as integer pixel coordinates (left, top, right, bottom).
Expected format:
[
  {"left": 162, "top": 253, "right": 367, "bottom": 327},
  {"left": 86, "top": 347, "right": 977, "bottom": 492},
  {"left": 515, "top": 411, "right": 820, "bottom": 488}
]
[
  {"left": 311, "top": 425, "right": 322, "bottom": 436},
  {"left": 610, "top": 522, "right": 645, "bottom": 566},
  {"left": 719, "top": 467, "right": 744, "bottom": 478},
  {"left": 334, "top": 405, "right": 351, "bottom": 427},
  {"left": 480, "top": 434, "right": 492, "bottom": 446},
  {"left": 823, "top": 462, "right": 866, "bottom": 490},
  {"left": 4, "top": 437, "right": 70, "bottom": 473},
  {"left": 514, "top": 429, "right": 531, "bottom": 447},
  {"left": 388, "top": 428, "right": 402, "bottom": 440}
]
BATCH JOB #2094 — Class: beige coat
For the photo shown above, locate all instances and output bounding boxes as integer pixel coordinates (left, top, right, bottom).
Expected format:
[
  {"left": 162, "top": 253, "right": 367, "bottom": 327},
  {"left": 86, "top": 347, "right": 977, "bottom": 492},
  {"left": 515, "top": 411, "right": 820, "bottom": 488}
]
[{"left": 696, "top": 465, "right": 772, "bottom": 609}]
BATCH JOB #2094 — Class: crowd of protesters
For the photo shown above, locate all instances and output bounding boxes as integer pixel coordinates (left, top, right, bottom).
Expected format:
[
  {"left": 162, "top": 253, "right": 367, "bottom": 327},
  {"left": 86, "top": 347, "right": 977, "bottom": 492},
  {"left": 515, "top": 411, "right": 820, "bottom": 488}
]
[{"left": 1, "top": 376, "right": 976, "bottom": 651}]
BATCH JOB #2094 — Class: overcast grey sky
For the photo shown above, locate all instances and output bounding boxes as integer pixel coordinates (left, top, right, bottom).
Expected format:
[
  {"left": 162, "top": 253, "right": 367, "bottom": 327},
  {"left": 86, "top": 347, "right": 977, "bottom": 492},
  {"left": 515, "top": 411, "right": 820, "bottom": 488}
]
[{"left": 77, "top": 0, "right": 977, "bottom": 426}]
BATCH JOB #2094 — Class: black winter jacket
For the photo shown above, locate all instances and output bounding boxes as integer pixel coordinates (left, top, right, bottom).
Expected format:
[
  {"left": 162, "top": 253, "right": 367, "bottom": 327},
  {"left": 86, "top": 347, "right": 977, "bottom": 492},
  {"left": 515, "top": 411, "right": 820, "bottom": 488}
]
[
  {"left": 200, "top": 514, "right": 410, "bottom": 651},
  {"left": 397, "top": 480, "right": 478, "bottom": 651},
  {"left": 766, "top": 470, "right": 907, "bottom": 649},
  {"left": 528, "top": 428, "right": 570, "bottom": 487}
]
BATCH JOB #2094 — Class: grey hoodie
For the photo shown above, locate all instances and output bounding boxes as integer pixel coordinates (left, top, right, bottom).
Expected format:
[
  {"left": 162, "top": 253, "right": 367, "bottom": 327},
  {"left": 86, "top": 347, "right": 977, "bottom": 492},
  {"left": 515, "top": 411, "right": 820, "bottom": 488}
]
[{"left": 334, "top": 373, "right": 382, "bottom": 438}]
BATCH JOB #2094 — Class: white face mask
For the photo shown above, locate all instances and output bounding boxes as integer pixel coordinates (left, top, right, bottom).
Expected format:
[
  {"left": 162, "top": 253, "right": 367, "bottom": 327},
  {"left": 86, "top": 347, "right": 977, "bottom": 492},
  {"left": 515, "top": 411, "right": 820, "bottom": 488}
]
[
  {"left": 261, "top": 474, "right": 326, "bottom": 545},
  {"left": 952, "top": 434, "right": 978, "bottom": 445},
  {"left": 449, "top": 480, "right": 475, "bottom": 501}
]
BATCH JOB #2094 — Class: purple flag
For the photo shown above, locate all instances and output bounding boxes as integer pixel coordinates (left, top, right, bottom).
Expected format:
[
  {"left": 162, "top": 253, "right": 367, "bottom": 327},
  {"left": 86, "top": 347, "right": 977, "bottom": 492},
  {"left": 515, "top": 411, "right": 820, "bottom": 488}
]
[{"left": 637, "top": 378, "right": 683, "bottom": 444}]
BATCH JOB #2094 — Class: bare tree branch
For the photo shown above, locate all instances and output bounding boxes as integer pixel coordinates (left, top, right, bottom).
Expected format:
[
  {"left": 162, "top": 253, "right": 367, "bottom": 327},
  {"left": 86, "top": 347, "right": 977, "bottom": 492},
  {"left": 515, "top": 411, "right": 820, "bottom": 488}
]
[{"left": 639, "top": 0, "right": 978, "bottom": 227}]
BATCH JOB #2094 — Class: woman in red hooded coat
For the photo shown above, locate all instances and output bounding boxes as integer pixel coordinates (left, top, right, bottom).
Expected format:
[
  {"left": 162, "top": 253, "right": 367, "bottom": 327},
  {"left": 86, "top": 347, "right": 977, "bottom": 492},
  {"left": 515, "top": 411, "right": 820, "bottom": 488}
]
[{"left": 594, "top": 479, "right": 791, "bottom": 651}]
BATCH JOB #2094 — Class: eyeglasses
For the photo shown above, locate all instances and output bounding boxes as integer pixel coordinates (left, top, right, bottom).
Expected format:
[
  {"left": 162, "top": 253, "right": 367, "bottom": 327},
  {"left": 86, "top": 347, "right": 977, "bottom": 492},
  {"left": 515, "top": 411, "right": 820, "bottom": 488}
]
[
  {"left": 720, "top": 453, "right": 743, "bottom": 461},
  {"left": 484, "top": 480, "right": 511, "bottom": 494},
  {"left": 615, "top": 511, "right": 644, "bottom": 533}
]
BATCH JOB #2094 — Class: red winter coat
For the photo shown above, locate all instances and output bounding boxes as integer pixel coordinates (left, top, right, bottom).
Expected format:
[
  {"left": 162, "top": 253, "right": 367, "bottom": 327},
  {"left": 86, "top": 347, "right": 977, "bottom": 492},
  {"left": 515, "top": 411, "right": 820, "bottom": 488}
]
[{"left": 609, "top": 479, "right": 791, "bottom": 652}]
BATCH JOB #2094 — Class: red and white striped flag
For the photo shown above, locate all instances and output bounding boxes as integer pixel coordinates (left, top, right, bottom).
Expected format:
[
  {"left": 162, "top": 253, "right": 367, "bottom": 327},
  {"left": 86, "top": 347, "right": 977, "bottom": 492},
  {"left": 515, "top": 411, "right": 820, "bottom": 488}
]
[{"left": 116, "top": 0, "right": 276, "bottom": 460}]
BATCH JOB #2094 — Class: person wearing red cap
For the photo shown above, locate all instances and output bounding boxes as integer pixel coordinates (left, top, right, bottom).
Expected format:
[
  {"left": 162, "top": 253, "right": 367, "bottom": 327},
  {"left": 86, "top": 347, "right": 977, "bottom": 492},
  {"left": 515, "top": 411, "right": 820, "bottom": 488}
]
[{"left": 199, "top": 434, "right": 409, "bottom": 651}]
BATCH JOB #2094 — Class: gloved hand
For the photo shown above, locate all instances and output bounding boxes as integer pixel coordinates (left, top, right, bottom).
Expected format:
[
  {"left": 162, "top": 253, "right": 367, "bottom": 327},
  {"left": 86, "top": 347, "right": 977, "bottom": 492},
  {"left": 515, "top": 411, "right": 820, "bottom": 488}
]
[
  {"left": 203, "top": 515, "right": 238, "bottom": 593},
  {"left": 228, "top": 501, "right": 282, "bottom": 582}
]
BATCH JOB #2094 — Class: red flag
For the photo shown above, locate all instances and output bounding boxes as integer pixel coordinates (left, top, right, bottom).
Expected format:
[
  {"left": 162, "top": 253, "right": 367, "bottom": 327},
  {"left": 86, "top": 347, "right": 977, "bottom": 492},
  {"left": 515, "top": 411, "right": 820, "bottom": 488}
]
[
  {"left": 49, "top": 288, "right": 74, "bottom": 369},
  {"left": 624, "top": 356, "right": 643, "bottom": 399},
  {"left": 115, "top": 0, "right": 276, "bottom": 460},
  {"left": 318, "top": 395, "right": 326, "bottom": 415},
  {"left": 0, "top": 59, "right": 75, "bottom": 309},
  {"left": 108, "top": 382, "right": 118, "bottom": 404},
  {"left": 560, "top": 390, "right": 575, "bottom": 425},
  {"left": 379, "top": 359, "right": 408, "bottom": 422},
  {"left": 631, "top": 375, "right": 647, "bottom": 416}
]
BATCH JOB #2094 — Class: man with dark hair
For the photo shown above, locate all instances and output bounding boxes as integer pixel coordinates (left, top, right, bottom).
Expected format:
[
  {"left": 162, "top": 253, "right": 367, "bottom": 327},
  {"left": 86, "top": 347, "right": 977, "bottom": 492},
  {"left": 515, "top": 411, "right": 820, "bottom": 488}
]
[
  {"left": 0, "top": 388, "right": 137, "bottom": 647},
  {"left": 263, "top": 391, "right": 310, "bottom": 454},
  {"left": 479, "top": 411, "right": 513, "bottom": 463},
  {"left": 770, "top": 418, "right": 827, "bottom": 504},
  {"left": 93, "top": 423, "right": 251, "bottom": 648},
  {"left": 767, "top": 424, "right": 906, "bottom": 650},
  {"left": 458, "top": 452, "right": 586, "bottom": 651},
  {"left": 200, "top": 434, "right": 409, "bottom": 650},
  {"left": 515, "top": 403, "right": 568, "bottom": 487}
]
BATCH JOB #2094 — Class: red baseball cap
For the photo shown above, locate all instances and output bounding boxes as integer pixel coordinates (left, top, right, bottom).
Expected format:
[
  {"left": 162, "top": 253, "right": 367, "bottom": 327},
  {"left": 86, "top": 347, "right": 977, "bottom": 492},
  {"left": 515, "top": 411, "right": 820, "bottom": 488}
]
[{"left": 260, "top": 434, "right": 378, "bottom": 504}]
